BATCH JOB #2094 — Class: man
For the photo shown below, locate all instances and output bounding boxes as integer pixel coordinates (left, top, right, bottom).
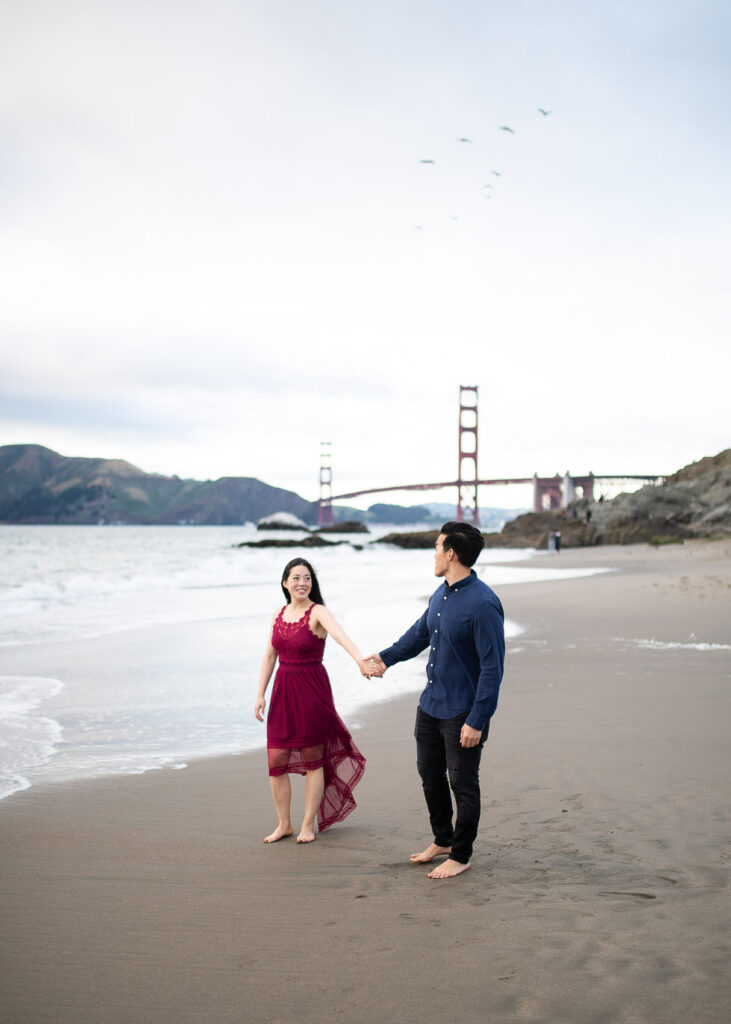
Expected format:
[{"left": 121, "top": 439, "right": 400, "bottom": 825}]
[{"left": 366, "top": 521, "right": 505, "bottom": 879}]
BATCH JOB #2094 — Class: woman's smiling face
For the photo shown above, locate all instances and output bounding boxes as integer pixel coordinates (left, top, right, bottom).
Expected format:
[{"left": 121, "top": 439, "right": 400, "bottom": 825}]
[{"left": 284, "top": 565, "right": 312, "bottom": 601}]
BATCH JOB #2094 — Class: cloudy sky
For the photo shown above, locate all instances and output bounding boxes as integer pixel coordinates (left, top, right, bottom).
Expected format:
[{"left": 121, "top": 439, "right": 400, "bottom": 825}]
[{"left": 2, "top": 0, "right": 729, "bottom": 509}]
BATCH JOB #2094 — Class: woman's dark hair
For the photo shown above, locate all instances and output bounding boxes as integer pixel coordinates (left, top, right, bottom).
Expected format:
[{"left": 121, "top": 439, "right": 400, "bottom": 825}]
[
  {"left": 440, "top": 521, "right": 485, "bottom": 568},
  {"left": 280, "top": 558, "right": 325, "bottom": 605}
]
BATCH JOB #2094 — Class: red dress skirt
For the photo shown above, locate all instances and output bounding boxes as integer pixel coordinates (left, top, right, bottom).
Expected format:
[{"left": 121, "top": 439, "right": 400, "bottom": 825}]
[{"left": 267, "top": 604, "right": 366, "bottom": 831}]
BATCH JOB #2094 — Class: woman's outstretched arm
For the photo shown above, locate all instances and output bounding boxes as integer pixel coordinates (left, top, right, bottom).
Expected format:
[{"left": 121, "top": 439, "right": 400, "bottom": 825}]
[{"left": 311, "top": 605, "right": 383, "bottom": 678}]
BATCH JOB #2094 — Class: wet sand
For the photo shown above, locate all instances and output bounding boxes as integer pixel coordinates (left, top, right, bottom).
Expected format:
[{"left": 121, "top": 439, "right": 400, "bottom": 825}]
[{"left": 1, "top": 539, "right": 729, "bottom": 1023}]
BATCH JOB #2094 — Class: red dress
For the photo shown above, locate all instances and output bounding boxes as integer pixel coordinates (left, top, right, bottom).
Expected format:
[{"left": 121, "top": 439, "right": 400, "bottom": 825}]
[{"left": 267, "top": 604, "right": 366, "bottom": 831}]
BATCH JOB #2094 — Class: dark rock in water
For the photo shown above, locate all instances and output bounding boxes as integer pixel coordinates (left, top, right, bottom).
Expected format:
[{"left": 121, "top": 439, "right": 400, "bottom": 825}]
[
  {"left": 374, "top": 530, "right": 440, "bottom": 549},
  {"left": 236, "top": 535, "right": 344, "bottom": 549},
  {"left": 315, "top": 520, "right": 370, "bottom": 534}
]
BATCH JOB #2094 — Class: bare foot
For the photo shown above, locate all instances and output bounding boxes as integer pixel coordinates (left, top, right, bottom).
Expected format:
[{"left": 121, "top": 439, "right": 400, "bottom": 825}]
[
  {"left": 296, "top": 825, "right": 316, "bottom": 844},
  {"left": 410, "top": 843, "right": 452, "bottom": 864},
  {"left": 428, "top": 858, "right": 471, "bottom": 879},
  {"left": 263, "top": 825, "right": 293, "bottom": 843}
]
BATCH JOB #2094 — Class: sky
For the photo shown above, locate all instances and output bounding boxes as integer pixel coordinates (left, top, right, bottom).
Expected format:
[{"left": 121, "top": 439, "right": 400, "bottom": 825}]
[{"left": 1, "top": 0, "right": 729, "bottom": 510}]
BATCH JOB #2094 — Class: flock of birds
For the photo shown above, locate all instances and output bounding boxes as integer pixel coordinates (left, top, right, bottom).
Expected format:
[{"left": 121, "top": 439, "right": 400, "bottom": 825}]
[{"left": 413, "top": 107, "right": 553, "bottom": 229}]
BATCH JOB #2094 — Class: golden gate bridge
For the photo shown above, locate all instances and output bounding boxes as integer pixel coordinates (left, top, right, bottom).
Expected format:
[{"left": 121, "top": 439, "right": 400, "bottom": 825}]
[{"left": 317, "top": 386, "right": 662, "bottom": 526}]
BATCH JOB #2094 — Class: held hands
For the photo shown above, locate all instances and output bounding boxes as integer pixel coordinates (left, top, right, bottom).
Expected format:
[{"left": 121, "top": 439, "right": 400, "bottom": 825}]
[
  {"left": 254, "top": 697, "right": 266, "bottom": 721},
  {"left": 359, "top": 653, "right": 387, "bottom": 679}
]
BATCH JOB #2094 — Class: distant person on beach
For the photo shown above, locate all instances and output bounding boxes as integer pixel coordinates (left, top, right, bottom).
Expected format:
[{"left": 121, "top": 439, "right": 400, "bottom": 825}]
[
  {"left": 254, "top": 558, "right": 372, "bottom": 844},
  {"left": 365, "top": 522, "right": 505, "bottom": 879}
]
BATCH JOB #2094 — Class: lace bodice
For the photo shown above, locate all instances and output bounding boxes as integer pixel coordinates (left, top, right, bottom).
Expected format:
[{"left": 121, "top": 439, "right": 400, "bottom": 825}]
[{"left": 272, "top": 604, "right": 325, "bottom": 664}]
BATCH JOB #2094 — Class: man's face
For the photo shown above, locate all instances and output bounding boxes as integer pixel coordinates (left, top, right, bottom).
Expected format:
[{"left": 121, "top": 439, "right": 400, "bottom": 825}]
[{"left": 434, "top": 534, "right": 450, "bottom": 577}]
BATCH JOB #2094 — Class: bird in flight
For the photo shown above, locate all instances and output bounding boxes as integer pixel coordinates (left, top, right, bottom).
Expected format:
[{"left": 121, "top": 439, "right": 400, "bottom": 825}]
[
  {"left": 499, "top": 125, "right": 515, "bottom": 133},
  {"left": 420, "top": 159, "right": 436, "bottom": 164},
  {"left": 491, "top": 170, "right": 502, "bottom": 177},
  {"left": 537, "top": 108, "right": 552, "bottom": 116},
  {"left": 457, "top": 137, "right": 472, "bottom": 143}
]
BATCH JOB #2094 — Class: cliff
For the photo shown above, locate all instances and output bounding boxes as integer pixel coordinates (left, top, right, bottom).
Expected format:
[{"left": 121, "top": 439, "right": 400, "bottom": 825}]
[
  {"left": 490, "top": 448, "right": 731, "bottom": 549},
  {"left": 0, "top": 445, "right": 318, "bottom": 525}
]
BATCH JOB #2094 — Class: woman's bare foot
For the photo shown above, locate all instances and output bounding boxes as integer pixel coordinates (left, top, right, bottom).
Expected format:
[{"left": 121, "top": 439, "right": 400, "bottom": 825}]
[
  {"left": 410, "top": 843, "right": 451, "bottom": 864},
  {"left": 263, "top": 824, "right": 293, "bottom": 843},
  {"left": 428, "top": 858, "right": 471, "bottom": 879},
  {"left": 296, "top": 824, "right": 316, "bottom": 844}
]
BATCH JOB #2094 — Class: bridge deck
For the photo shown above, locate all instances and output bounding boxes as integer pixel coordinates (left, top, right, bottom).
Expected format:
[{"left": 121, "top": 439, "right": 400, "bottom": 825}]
[{"left": 331, "top": 475, "right": 661, "bottom": 502}]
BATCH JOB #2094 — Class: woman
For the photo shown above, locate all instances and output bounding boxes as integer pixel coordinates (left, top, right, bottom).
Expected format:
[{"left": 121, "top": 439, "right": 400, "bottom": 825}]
[{"left": 255, "top": 558, "right": 370, "bottom": 844}]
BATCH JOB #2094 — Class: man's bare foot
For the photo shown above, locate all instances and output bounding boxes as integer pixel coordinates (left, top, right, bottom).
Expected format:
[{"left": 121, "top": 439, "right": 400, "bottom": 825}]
[
  {"left": 263, "top": 825, "right": 293, "bottom": 843},
  {"left": 428, "top": 858, "right": 471, "bottom": 879},
  {"left": 296, "top": 825, "right": 316, "bottom": 843},
  {"left": 410, "top": 843, "right": 452, "bottom": 864}
]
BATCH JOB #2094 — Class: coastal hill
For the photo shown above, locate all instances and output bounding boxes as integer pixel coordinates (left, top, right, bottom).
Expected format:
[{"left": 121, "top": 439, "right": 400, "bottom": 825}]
[
  {"left": 377, "top": 449, "right": 731, "bottom": 550},
  {"left": 0, "top": 445, "right": 317, "bottom": 525}
]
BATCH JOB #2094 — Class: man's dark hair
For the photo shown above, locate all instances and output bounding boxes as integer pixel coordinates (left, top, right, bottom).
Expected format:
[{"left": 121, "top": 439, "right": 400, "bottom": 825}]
[{"left": 440, "top": 521, "right": 485, "bottom": 568}]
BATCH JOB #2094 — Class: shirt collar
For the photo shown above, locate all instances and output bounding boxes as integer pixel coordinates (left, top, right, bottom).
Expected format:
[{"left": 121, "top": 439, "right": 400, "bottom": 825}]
[{"left": 444, "top": 570, "right": 477, "bottom": 592}]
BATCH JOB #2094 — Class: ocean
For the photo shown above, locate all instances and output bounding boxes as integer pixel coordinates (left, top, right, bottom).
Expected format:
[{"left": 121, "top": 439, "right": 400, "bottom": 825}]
[{"left": 0, "top": 524, "right": 609, "bottom": 799}]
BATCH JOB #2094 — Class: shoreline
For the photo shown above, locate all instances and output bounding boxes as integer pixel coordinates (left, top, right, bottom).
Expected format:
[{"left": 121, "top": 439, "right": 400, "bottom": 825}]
[
  {"left": 1, "top": 537, "right": 727, "bottom": 804},
  {"left": 1, "top": 538, "right": 729, "bottom": 1023},
  {"left": 0, "top": 543, "right": 606, "bottom": 801}
]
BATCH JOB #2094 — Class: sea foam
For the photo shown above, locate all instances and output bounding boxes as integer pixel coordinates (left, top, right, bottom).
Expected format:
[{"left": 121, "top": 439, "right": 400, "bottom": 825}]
[{"left": 0, "top": 676, "right": 65, "bottom": 799}]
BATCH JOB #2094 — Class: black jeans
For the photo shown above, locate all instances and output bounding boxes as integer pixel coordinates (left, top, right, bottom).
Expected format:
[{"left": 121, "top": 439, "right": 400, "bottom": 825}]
[{"left": 414, "top": 706, "right": 489, "bottom": 865}]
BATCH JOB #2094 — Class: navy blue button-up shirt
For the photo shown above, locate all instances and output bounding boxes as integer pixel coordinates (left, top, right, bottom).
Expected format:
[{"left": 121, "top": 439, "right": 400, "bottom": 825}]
[{"left": 379, "top": 571, "right": 505, "bottom": 730}]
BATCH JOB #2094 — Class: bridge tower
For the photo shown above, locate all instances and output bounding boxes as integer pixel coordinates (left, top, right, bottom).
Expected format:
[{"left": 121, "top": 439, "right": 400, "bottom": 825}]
[
  {"left": 318, "top": 441, "right": 334, "bottom": 526},
  {"left": 457, "top": 385, "right": 480, "bottom": 525}
]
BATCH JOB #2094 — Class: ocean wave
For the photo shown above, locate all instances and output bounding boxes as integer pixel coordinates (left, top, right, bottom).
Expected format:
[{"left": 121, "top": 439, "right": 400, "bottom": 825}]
[
  {"left": 616, "top": 637, "right": 731, "bottom": 652},
  {"left": 0, "top": 676, "right": 65, "bottom": 800}
]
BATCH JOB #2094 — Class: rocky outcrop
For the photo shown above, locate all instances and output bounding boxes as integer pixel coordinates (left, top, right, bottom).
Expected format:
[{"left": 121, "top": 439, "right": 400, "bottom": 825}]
[
  {"left": 484, "top": 512, "right": 596, "bottom": 549},
  {"left": 583, "top": 448, "right": 731, "bottom": 545}
]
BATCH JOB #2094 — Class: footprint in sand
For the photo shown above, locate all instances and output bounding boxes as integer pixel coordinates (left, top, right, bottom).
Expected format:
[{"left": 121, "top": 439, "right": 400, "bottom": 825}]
[{"left": 599, "top": 890, "right": 657, "bottom": 900}]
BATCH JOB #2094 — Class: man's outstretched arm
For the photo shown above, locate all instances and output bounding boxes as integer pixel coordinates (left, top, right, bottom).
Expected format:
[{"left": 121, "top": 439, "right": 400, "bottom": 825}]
[{"left": 378, "top": 607, "right": 431, "bottom": 668}]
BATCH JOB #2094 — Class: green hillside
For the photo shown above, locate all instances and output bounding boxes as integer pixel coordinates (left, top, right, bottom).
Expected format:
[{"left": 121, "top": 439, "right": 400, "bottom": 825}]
[{"left": 0, "top": 445, "right": 318, "bottom": 525}]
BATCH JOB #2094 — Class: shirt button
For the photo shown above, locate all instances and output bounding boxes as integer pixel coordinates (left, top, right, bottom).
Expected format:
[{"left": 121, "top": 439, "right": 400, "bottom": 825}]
[
  {"left": 437, "top": 612, "right": 441, "bottom": 616},
  {"left": 443, "top": 596, "right": 447, "bottom": 601}
]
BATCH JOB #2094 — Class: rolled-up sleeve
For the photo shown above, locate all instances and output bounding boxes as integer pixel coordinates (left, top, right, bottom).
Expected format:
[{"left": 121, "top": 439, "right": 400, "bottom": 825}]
[
  {"left": 465, "top": 601, "right": 505, "bottom": 730},
  {"left": 380, "top": 607, "right": 430, "bottom": 667}
]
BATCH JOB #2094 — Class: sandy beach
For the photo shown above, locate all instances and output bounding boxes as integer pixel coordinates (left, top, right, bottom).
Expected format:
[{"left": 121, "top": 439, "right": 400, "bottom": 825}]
[{"left": 1, "top": 539, "right": 729, "bottom": 1024}]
